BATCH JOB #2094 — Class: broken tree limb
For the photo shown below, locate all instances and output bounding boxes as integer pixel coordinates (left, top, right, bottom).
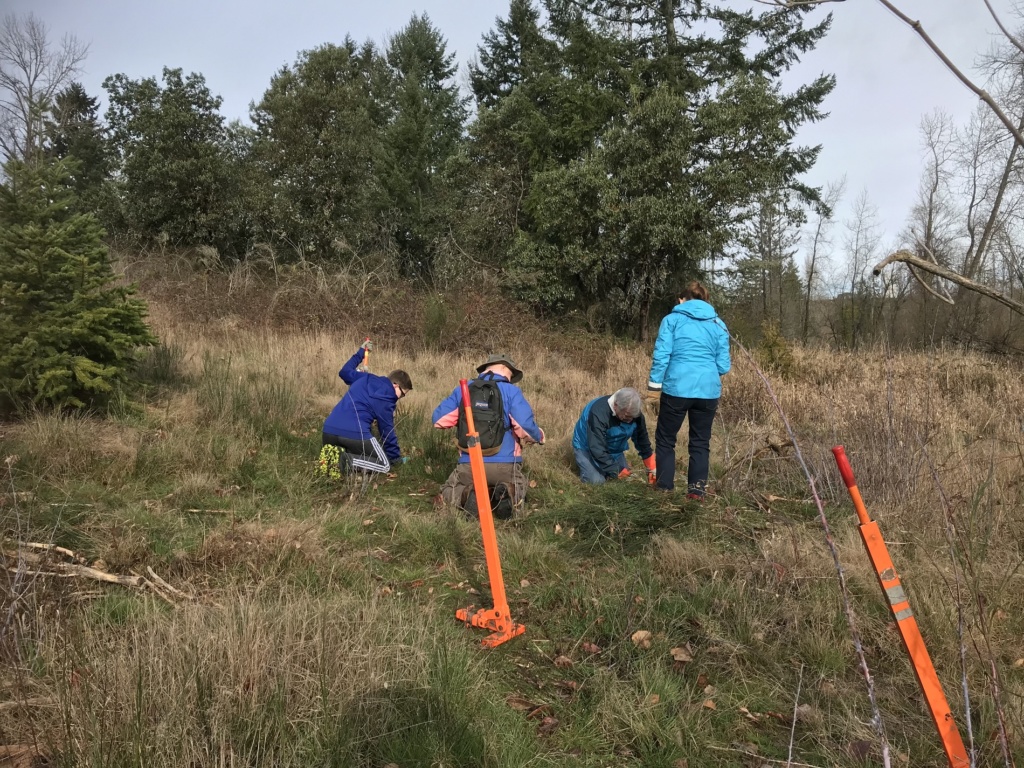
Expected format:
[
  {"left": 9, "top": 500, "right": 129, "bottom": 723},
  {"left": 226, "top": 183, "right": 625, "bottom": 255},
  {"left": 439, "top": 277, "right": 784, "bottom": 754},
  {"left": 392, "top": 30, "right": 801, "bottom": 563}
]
[
  {"left": 146, "top": 566, "right": 192, "bottom": 601},
  {"left": 0, "top": 698, "right": 56, "bottom": 712},
  {"left": 21, "top": 541, "right": 87, "bottom": 563},
  {"left": 8, "top": 564, "right": 144, "bottom": 588},
  {"left": 873, "top": 250, "right": 1024, "bottom": 316},
  {"left": 906, "top": 264, "right": 955, "bottom": 305}
]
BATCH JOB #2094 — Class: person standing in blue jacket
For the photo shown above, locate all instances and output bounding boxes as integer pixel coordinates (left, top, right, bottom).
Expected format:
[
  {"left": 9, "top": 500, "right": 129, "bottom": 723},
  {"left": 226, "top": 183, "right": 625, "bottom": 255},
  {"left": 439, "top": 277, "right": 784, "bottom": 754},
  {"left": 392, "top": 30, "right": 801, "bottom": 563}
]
[
  {"left": 322, "top": 340, "right": 414, "bottom": 474},
  {"left": 647, "top": 281, "right": 730, "bottom": 499},
  {"left": 433, "top": 353, "right": 545, "bottom": 519},
  {"left": 572, "top": 388, "right": 656, "bottom": 484}
]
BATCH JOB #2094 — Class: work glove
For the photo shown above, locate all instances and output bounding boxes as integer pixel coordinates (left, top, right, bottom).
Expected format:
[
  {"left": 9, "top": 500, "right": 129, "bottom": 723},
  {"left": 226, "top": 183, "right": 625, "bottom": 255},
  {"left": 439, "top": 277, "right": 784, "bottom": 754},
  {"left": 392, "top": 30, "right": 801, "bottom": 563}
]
[
  {"left": 617, "top": 467, "right": 632, "bottom": 480},
  {"left": 645, "top": 388, "right": 661, "bottom": 417},
  {"left": 361, "top": 338, "right": 374, "bottom": 351},
  {"left": 642, "top": 455, "right": 657, "bottom": 485}
]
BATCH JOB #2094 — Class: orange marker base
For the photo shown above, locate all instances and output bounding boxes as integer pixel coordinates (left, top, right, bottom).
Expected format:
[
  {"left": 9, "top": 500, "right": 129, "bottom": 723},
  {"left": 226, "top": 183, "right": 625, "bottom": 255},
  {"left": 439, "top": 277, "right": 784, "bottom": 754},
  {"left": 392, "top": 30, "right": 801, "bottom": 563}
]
[{"left": 455, "top": 606, "right": 526, "bottom": 649}]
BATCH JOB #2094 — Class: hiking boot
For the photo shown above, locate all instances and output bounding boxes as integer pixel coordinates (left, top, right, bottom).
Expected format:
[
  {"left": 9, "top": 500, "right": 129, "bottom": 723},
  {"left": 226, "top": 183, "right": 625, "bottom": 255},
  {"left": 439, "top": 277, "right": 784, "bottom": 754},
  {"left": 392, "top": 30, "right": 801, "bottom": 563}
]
[
  {"left": 491, "top": 484, "right": 514, "bottom": 520},
  {"left": 462, "top": 485, "right": 514, "bottom": 521},
  {"left": 686, "top": 481, "right": 708, "bottom": 501}
]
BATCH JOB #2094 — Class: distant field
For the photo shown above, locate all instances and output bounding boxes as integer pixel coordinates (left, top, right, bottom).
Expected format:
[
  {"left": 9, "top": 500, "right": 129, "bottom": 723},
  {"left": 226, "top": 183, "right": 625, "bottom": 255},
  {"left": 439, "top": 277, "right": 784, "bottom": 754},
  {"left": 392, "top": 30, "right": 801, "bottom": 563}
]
[{"left": 3, "top": 288, "right": 1023, "bottom": 767}]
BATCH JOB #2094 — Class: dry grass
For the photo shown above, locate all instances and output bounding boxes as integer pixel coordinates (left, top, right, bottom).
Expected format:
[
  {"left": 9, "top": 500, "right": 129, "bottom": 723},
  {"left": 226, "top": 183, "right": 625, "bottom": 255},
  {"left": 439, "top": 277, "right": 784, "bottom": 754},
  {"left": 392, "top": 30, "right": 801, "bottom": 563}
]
[{"left": 2, "top": 277, "right": 1024, "bottom": 766}]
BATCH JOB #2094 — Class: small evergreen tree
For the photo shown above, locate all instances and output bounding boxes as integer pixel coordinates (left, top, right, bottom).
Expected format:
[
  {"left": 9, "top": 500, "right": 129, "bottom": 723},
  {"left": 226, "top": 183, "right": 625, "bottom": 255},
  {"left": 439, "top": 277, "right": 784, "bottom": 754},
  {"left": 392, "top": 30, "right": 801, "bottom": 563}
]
[{"left": 0, "top": 158, "right": 155, "bottom": 414}]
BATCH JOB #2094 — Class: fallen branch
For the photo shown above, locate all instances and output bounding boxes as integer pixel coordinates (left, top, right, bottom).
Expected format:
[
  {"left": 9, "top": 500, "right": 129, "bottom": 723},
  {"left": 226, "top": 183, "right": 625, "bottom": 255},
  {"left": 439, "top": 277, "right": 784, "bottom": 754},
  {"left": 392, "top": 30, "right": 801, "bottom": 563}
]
[
  {"left": 21, "top": 541, "right": 87, "bottom": 563},
  {"left": 873, "top": 250, "right": 1024, "bottom": 316},
  {"left": 10, "top": 564, "right": 143, "bottom": 588},
  {"left": 146, "top": 566, "right": 193, "bottom": 601},
  {"left": 906, "top": 264, "right": 955, "bottom": 305},
  {"left": 0, "top": 697, "right": 56, "bottom": 712}
]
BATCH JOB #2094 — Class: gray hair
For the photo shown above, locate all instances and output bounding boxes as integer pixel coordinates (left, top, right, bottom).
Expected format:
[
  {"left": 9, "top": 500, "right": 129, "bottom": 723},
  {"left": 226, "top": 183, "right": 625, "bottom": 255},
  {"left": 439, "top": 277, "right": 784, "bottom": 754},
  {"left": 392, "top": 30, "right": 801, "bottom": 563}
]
[{"left": 611, "top": 387, "right": 642, "bottom": 419}]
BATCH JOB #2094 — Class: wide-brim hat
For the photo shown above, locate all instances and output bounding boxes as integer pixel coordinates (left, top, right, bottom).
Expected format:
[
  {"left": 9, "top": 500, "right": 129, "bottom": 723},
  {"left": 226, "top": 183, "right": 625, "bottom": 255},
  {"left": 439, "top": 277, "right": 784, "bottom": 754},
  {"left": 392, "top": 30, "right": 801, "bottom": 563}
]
[{"left": 476, "top": 353, "right": 523, "bottom": 384}]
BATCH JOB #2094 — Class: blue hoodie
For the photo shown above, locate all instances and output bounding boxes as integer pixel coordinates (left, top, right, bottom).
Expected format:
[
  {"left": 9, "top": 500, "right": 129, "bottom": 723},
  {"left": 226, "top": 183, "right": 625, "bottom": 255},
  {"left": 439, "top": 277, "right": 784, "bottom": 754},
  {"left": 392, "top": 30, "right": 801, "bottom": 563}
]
[
  {"left": 648, "top": 300, "right": 731, "bottom": 399},
  {"left": 322, "top": 348, "right": 401, "bottom": 460}
]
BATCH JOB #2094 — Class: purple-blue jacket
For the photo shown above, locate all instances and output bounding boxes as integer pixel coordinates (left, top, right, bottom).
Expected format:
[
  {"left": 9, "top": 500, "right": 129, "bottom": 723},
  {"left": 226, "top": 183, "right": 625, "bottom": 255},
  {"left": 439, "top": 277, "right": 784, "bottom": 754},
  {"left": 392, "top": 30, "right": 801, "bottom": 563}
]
[
  {"left": 322, "top": 348, "right": 401, "bottom": 460},
  {"left": 432, "top": 372, "right": 544, "bottom": 464}
]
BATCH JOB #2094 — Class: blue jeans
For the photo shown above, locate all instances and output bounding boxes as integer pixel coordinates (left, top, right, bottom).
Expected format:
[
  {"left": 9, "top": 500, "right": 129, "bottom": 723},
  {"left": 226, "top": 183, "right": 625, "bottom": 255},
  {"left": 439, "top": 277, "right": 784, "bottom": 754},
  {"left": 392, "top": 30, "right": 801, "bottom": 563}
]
[
  {"left": 654, "top": 395, "right": 718, "bottom": 495},
  {"left": 575, "top": 449, "right": 627, "bottom": 484}
]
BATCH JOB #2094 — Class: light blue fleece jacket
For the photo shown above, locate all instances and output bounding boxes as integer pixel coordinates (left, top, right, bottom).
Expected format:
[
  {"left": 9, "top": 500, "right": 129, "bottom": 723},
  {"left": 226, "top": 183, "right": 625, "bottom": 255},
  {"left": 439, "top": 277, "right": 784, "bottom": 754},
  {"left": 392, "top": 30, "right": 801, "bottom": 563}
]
[{"left": 647, "top": 300, "right": 731, "bottom": 399}]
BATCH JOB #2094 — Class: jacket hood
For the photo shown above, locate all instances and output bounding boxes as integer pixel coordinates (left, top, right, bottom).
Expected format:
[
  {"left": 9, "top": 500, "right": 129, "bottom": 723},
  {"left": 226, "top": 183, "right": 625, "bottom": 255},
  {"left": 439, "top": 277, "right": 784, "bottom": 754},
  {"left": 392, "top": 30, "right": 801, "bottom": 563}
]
[
  {"left": 367, "top": 375, "right": 398, "bottom": 403},
  {"left": 673, "top": 299, "right": 718, "bottom": 320}
]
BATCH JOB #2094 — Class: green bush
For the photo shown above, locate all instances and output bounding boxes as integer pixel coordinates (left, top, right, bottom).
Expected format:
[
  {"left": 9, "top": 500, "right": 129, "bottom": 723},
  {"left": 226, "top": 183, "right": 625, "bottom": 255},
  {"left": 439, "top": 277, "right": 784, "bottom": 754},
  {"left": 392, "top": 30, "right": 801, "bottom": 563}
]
[
  {"left": 756, "top": 320, "right": 795, "bottom": 378},
  {"left": 0, "top": 158, "right": 156, "bottom": 414}
]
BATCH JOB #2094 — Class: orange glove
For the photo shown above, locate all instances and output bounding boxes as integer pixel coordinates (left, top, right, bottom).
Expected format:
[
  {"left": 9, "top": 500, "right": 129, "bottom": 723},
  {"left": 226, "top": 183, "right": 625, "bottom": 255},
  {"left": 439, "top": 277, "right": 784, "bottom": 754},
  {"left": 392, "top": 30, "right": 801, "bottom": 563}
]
[
  {"left": 618, "top": 467, "right": 632, "bottom": 479},
  {"left": 642, "top": 455, "right": 656, "bottom": 485}
]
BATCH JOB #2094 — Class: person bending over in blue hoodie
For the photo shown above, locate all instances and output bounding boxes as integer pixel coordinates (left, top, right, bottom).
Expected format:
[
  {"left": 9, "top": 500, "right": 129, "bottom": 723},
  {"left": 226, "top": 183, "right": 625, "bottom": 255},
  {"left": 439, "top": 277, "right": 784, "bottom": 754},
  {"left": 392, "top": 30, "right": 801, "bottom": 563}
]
[
  {"left": 647, "top": 281, "right": 730, "bottom": 500},
  {"left": 572, "top": 388, "right": 656, "bottom": 485},
  {"left": 321, "top": 340, "right": 413, "bottom": 475}
]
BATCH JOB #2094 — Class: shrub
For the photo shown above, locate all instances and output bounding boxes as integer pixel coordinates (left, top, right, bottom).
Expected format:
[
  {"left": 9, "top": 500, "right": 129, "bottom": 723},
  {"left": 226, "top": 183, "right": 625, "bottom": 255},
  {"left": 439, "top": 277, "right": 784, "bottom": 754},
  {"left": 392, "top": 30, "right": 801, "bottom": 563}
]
[
  {"left": 756, "top": 320, "right": 795, "bottom": 378},
  {"left": 0, "top": 158, "right": 156, "bottom": 414}
]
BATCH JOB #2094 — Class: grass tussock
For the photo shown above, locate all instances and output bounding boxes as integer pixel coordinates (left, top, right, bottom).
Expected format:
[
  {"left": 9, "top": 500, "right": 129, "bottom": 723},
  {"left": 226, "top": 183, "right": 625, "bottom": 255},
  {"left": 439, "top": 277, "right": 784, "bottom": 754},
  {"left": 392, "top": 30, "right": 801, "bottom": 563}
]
[{"left": 2, "top": 277, "right": 1024, "bottom": 766}]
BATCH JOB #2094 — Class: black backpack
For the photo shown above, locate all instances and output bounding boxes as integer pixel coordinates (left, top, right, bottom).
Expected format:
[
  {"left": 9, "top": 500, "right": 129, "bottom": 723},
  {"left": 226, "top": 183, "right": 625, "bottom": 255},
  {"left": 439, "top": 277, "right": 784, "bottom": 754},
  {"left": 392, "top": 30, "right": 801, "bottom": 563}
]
[{"left": 456, "top": 377, "right": 507, "bottom": 456}]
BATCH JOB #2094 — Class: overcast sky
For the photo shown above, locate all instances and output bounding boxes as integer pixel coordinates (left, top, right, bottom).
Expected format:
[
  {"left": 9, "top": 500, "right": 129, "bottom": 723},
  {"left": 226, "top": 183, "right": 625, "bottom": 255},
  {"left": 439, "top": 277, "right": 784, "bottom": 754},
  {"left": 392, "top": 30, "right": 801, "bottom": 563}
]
[{"left": 5, "top": 0, "right": 1019, "bottom": 252}]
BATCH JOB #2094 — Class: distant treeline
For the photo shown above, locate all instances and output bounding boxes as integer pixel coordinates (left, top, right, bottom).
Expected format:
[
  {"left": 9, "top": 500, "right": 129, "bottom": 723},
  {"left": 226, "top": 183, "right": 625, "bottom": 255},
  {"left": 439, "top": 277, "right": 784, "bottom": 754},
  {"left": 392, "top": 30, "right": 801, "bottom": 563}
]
[{"left": 9, "top": 1, "right": 1024, "bottom": 351}]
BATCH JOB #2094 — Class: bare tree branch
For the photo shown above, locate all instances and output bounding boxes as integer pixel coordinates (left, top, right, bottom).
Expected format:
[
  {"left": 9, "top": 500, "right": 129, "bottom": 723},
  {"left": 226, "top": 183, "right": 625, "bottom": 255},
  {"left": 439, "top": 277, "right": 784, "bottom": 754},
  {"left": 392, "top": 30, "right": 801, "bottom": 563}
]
[
  {"left": 0, "top": 12, "right": 88, "bottom": 162},
  {"left": 875, "top": 0, "right": 1024, "bottom": 151},
  {"left": 873, "top": 249, "right": 1024, "bottom": 315},
  {"left": 981, "top": 0, "right": 1024, "bottom": 59},
  {"left": 906, "top": 263, "right": 955, "bottom": 304}
]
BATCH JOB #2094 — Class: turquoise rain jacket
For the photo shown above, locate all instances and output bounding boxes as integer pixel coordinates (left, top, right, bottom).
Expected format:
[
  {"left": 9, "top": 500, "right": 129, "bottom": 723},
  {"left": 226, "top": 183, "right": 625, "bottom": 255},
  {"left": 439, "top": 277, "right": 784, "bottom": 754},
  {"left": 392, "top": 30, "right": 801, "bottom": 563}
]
[{"left": 647, "top": 300, "right": 730, "bottom": 399}]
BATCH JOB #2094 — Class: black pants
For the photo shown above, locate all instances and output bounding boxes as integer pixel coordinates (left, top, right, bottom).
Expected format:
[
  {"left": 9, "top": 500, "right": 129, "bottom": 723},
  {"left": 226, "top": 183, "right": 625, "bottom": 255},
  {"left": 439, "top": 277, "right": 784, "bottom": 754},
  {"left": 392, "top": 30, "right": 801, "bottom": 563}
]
[
  {"left": 654, "top": 394, "right": 718, "bottom": 495},
  {"left": 321, "top": 432, "right": 391, "bottom": 474}
]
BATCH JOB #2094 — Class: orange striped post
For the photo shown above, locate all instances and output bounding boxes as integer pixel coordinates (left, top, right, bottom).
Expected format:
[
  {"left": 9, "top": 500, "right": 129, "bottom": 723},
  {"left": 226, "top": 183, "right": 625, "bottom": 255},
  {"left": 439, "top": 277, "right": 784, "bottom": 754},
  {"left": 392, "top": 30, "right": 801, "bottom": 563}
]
[
  {"left": 832, "top": 446, "right": 970, "bottom": 768},
  {"left": 454, "top": 378, "right": 526, "bottom": 648}
]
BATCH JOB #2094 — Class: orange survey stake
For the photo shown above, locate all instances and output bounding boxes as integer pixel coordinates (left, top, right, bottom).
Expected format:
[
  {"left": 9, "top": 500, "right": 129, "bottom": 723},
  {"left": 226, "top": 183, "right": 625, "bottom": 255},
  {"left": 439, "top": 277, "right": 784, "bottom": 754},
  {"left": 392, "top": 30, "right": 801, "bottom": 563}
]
[
  {"left": 454, "top": 378, "right": 526, "bottom": 648},
  {"left": 832, "top": 446, "right": 969, "bottom": 768}
]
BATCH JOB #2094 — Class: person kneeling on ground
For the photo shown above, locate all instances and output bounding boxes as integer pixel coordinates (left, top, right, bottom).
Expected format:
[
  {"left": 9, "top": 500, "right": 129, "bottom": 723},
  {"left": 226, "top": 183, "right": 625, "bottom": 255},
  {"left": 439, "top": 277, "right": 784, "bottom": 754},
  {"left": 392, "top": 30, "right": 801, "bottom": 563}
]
[
  {"left": 432, "top": 353, "right": 545, "bottom": 519},
  {"left": 572, "top": 387, "right": 656, "bottom": 485},
  {"left": 320, "top": 339, "right": 413, "bottom": 475}
]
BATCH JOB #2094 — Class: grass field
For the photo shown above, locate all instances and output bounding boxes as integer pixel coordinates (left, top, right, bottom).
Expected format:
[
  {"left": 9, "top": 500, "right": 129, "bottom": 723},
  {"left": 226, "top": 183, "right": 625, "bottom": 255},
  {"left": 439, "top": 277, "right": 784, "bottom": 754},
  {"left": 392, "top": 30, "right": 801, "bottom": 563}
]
[{"left": 3, "top": 288, "right": 1024, "bottom": 767}]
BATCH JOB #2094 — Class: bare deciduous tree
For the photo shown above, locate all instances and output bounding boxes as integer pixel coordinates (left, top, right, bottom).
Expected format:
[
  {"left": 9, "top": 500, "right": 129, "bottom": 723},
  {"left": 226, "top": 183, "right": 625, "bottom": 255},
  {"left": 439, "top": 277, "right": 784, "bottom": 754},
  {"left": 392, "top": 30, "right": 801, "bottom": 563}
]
[
  {"left": 0, "top": 13, "right": 88, "bottom": 163},
  {"left": 802, "top": 177, "right": 844, "bottom": 342},
  {"left": 753, "top": 0, "right": 1024, "bottom": 318}
]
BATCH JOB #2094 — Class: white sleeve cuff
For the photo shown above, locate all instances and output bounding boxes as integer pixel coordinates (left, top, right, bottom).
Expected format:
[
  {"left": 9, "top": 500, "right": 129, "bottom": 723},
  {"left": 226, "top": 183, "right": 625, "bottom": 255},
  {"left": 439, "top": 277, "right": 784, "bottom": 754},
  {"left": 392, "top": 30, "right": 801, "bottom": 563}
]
[{"left": 647, "top": 382, "right": 662, "bottom": 391}]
